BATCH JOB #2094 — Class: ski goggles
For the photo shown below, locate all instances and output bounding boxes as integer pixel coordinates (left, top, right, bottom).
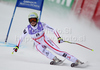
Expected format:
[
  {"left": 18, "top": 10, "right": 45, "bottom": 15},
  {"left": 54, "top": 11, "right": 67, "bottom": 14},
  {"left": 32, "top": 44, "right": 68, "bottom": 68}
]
[{"left": 29, "top": 18, "right": 37, "bottom": 23}]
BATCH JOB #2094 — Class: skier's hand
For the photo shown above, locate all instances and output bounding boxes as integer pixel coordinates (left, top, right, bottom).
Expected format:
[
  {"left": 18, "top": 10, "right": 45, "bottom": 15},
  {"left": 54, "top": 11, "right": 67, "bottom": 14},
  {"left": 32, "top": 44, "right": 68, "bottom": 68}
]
[
  {"left": 13, "top": 46, "right": 19, "bottom": 52},
  {"left": 58, "top": 37, "right": 63, "bottom": 43}
]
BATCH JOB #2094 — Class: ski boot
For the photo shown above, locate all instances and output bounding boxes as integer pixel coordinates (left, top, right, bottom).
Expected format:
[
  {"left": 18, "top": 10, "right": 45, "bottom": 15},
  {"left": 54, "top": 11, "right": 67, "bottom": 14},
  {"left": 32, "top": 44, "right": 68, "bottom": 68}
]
[
  {"left": 50, "top": 56, "right": 63, "bottom": 65},
  {"left": 71, "top": 60, "right": 84, "bottom": 67}
]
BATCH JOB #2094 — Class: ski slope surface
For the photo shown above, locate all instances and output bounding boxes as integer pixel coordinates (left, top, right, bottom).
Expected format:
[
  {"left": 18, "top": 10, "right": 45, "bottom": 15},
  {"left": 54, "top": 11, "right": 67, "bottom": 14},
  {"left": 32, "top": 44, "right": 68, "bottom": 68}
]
[{"left": 0, "top": 2, "right": 100, "bottom": 70}]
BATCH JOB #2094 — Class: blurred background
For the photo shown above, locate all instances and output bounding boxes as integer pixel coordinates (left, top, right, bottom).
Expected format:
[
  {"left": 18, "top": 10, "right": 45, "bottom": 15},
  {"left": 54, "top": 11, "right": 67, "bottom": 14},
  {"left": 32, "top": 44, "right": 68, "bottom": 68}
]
[{"left": 0, "top": 0, "right": 100, "bottom": 28}]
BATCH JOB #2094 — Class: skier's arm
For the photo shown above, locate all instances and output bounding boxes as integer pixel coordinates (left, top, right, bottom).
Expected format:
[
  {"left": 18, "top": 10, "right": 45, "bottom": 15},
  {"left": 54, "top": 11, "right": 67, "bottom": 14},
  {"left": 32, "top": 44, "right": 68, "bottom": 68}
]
[
  {"left": 13, "top": 28, "right": 28, "bottom": 52},
  {"left": 42, "top": 23, "right": 60, "bottom": 38},
  {"left": 17, "top": 28, "right": 28, "bottom": 47},
  {"left": 42, "top": 23, "right": 63, "bottom": 43}
]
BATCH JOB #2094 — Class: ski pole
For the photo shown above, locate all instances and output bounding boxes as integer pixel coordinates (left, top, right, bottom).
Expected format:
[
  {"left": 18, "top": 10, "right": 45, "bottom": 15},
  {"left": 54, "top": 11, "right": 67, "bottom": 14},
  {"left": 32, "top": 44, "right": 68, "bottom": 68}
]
[
  {"left": 63, "top": 41, "right": 94, "bottom": 51},
  {"left": 12, "top": 51, "right": 15, "bottom": 54}
]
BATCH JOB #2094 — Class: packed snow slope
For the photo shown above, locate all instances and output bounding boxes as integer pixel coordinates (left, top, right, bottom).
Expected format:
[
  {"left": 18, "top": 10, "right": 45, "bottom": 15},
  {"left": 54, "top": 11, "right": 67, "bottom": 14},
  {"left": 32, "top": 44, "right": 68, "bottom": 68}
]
[{"left": 0, "top": 2, "right": 100, "bottom": 70}]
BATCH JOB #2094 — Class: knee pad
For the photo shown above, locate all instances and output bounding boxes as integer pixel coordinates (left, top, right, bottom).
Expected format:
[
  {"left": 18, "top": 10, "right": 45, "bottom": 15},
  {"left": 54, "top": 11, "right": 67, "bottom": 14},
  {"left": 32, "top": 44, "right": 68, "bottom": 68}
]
[{"left": 62, "top": 53, "right": 67, "bottom": 57}]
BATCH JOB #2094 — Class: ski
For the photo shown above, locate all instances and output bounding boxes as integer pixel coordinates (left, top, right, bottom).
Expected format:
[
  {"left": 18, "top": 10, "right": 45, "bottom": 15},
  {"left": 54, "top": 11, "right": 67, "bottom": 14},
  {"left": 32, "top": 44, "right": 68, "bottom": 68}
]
[
  {"left": 71, "top": 61, "right": 88, "bottom": 68},
  {"left": 50, "top": 59, "right": 66, "bottom": 65}
]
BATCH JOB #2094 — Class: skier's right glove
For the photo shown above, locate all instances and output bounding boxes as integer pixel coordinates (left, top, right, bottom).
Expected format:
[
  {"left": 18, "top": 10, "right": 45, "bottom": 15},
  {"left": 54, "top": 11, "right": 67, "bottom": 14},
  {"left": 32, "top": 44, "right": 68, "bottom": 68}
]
[
  {"left": 13, "top": 46, "right": 19, "bottom": 52},
  {"left": 58, "top": 37, "right": 63, "bottom": 43}
]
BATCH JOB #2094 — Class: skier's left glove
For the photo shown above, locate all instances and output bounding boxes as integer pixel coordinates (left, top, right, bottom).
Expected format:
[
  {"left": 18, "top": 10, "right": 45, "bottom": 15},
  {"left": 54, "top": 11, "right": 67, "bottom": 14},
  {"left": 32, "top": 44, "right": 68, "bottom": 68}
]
[
  {"left": 58, "top": 37, "right": 63, "bottom": 43},
  {"left": 13, "top": 46, "right": 19, "bottom": 52}
]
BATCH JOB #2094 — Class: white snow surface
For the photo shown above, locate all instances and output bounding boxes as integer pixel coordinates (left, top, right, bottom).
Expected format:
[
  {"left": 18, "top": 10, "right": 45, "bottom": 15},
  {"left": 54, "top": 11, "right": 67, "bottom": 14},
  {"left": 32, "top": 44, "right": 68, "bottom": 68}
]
[{"left": 0, "top": 2, "right": 100, "bottom": 70}]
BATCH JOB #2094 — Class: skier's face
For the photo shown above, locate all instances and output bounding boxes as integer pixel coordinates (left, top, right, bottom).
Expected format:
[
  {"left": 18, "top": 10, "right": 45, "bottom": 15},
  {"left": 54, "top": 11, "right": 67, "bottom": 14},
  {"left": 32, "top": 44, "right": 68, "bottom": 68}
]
[
  {"left": 29, "top": 18, "right": 37, "bottom": 27},
  {"left": 31, "top": 21, "right": 37, "bottom": 27}
]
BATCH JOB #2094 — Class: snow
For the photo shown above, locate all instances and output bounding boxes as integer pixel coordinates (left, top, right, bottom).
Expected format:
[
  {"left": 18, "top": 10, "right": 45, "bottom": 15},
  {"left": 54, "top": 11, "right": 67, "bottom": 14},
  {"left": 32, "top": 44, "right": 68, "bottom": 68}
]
[{"left": 0, "top": 2, "right": 100, "bottom": 70}]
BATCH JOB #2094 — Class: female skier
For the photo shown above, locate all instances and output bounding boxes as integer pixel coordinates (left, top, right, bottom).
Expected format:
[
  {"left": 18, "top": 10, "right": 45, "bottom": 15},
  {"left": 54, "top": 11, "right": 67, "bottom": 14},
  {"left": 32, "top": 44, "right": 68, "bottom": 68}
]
[{"left": 13, "top": 12, "right": 84, "bottom": 67}]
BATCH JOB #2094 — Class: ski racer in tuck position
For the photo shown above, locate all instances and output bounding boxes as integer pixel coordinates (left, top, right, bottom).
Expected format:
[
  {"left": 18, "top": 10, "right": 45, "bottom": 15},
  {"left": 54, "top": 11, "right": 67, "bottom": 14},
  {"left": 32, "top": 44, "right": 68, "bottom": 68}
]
[{"left": 13, "top": 12, "right": 84, "bottom": 67}]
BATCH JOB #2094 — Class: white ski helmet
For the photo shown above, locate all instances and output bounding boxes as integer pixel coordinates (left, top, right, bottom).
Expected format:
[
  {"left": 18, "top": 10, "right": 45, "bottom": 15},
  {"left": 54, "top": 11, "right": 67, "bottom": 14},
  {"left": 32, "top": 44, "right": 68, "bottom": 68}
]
[{"left": 28, "top": 12, "right": 39, "bottom": 23}]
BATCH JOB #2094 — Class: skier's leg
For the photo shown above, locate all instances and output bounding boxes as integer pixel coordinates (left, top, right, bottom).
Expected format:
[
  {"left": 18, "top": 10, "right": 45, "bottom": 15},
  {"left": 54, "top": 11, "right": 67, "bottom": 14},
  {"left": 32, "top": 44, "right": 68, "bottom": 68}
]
[
  {"left": 36, "top": 44, "right": 55, "bottom": 60},
  {"left": 44, "top": 38, "right": 78, "bottom": 63},
  {"left": 36, "top": 44, "right": 63, "bottom": 65}
]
